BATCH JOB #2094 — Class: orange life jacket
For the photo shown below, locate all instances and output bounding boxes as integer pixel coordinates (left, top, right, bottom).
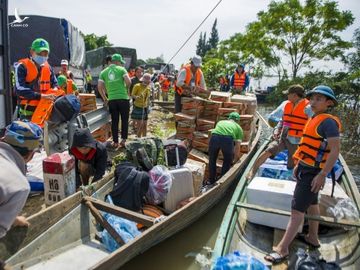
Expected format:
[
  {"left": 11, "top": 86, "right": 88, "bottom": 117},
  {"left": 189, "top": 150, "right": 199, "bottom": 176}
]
[
  {"left": 31, "top": 88, "right": 65, "bottom": 127},
  {"left": 233, "top": 71, "right": 246, "bottom": 89},
  {"left": 161, "top": 79, "right": 171, "bottom": 92},
  {"left": 58, "top": 69, "right": 73, "bottom": 79},
  {"left": 17, "top": 58, "right": 53, "bottom": 121},
  {"left": 282, "top": 99, "right": 310, "bottom": 138},
  {"left": 175, "top": 64, "right": 203, "bottom": 95},
  {"left": 66, "top": 79, "right": 74, "bottom": 95},
  {"left": 293, "top": 114, "right": 341, "bottom": 168}
]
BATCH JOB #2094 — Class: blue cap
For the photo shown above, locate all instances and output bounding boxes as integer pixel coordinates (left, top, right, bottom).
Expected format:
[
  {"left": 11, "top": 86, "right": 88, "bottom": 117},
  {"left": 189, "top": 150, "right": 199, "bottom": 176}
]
[{"left": 306, "top": 85, "right": 338, "bottom": 106}]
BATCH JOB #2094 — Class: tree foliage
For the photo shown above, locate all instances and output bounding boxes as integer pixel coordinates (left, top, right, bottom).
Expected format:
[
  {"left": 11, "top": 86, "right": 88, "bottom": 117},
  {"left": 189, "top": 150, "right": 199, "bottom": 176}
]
[
  {"left": 245, "top": 0, "right": 354, "bottom": 79},
  {"left": 208, "top": 18, "right": 219, "bottom": 49},
  {"left": 196, "top": 19, "right": 219, "bottom": 57},
  {"left": 83, "top": 33, "right": 112, "bottom": 51},
  {"left": 146, "top": 55, "right": 165, "bottom": 64}
]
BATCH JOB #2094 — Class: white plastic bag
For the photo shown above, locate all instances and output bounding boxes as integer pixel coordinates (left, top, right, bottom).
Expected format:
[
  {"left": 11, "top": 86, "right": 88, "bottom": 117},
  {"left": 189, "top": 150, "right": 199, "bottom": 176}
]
[
  {"left": 146, "top": 165, "right": 173, "bottom": 204},
  {"left": 327, "top": 198, "right": 360, "bottom": 221}
]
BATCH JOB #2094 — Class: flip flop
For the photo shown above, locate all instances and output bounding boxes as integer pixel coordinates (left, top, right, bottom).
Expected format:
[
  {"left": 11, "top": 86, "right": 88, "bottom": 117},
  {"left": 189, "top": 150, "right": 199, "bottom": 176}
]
[
  {"left": 297, "top": 233, "right": 321, "bottom": 249},
  {"left": 264, "top": 251, "right": 288, "bottom": 264}
]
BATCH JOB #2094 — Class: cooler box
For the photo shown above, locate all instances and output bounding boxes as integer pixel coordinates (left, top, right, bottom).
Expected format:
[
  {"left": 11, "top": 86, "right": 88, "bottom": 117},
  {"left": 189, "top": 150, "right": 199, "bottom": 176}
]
[
  {"left": 43, "top": 152, "right": 76, "bottom": 205},
  {"left": 164, "top": 167, "right": 194, "bottom": 212},
  {"left": 247, "top": 177, "right": 303, "bottom": 231}
]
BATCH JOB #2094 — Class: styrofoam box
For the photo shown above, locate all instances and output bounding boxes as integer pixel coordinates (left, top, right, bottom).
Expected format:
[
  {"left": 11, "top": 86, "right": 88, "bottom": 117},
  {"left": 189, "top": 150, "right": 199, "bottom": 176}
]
[
  {"left": 164, "top": 167, "right": 194, "bottom": 212},
  {"left": 246, "top": 177, "right": 303, "bottom": 231}
]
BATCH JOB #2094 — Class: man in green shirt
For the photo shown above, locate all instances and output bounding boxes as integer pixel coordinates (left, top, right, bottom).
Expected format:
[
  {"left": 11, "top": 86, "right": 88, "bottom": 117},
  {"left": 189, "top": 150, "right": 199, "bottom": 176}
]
[
  {"left": 205, "top": 112, "right": 243, "bottom": 188},
  {"left": 98, "top": 54, "right": 131, "bottom": 148}
]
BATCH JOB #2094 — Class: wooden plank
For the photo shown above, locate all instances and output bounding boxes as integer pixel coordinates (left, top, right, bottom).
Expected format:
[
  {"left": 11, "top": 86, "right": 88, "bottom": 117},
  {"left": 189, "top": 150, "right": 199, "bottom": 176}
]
[
  {"left": 236, "top": 202, "right": 360, "bottom": 228},
  {"left": 0, "top": 171, "right": 114, "bottom": 260},
  {"left": 84, "top": 197, "right": 155, "bottom": 227},
  {"left": 84, "top": 200, "right": 125, "bottom": 246}
]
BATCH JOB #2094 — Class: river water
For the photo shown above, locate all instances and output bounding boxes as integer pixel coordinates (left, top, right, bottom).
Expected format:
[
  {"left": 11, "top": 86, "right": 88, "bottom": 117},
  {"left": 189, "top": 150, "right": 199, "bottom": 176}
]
[{"left": 121, "top": 104, "right": 360, "bottom": 270}]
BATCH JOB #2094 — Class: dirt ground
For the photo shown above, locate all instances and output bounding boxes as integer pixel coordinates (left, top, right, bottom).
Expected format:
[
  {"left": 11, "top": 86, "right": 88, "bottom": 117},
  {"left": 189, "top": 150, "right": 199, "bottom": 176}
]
[{"left": 22, "top": 105, "right": 175, "bottom": 217}]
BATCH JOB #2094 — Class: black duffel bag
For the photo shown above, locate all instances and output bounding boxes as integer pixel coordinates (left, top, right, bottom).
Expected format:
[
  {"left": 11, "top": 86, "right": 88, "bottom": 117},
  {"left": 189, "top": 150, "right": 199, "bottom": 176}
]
[{"left": 109, "top": 162, "right": 149, "bottom": 211}]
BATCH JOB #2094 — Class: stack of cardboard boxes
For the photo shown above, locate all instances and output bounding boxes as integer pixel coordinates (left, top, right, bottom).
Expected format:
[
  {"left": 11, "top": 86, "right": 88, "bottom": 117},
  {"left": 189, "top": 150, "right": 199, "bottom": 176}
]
[
  {"left": 78, "top": 93, "right": 97, "bottom": 113},
  {"left": 176, "top": 91, "right": 257, "bottom": 181}
]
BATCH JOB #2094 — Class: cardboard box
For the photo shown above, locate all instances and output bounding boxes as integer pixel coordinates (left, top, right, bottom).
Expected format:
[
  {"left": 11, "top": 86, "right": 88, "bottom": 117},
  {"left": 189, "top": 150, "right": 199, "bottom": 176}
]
[
  {"left": 91, "top": 122, "right": 112, "bottom": 142},
  {"left": 231, "top": 94, "right": 257, "bottom": 114},
  {"left": 247, "top": 177, "right": 303, "bottom": 231},
  {"left": 210, "top": 91, "right": 231, "bottom": 102},
  {"left": 184, "top": 159, "right": 206, "bottom": 196},
  {"left": 196, "top": 118, "right": 215, "bottom": 132},
  {"left": 78, "top": 93, "right": 97, "bottom": 113},
  {"left": 174, "top": 112, "right": 196, "bottom": 123}
]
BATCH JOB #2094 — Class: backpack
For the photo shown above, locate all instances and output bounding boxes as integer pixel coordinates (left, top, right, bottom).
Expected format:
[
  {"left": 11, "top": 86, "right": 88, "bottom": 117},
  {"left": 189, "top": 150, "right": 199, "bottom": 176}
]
[
  {"left": 125, "top": 137, "right": 165, "bottom": 166},
  {"left": 50, "top": 94, "right": 80, "bottom": 123},
  {"left": 109, "top": 162, "right": 150, "bottom": 211},
  {"left": 163, "top": 139, "right": 188, "bottom": 167}
]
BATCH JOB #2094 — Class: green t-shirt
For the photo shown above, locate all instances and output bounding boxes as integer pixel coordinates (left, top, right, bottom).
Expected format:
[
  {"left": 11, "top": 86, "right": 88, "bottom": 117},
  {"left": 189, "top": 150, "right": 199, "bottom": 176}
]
[
  {"left": 211, "top": 120, "right": 243, "bottom": 141},
  {"left": 99, "top": 64, "right": 129, "bottom": 100}
]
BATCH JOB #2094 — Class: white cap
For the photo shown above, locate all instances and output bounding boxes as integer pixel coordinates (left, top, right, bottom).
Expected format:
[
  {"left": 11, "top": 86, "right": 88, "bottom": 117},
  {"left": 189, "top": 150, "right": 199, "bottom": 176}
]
[
  {"left": 191, "top": 55, "right": 202, "bottom": 67},
  {"left": 61, "top": 59, "right": 68, "bottom": 66}
]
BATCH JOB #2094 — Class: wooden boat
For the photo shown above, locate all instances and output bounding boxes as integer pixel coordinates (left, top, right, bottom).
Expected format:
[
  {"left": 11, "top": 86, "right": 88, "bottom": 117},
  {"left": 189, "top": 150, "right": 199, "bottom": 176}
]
[
  {"left": 213, "top": 138, "right": 360, "bottom": 269},
  {"left": 4, "top": 120, "right": 262, "bottom": 270}
]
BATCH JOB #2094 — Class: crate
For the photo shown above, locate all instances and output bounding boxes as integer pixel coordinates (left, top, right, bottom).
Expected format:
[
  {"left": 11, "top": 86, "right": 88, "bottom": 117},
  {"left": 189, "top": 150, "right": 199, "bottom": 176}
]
[
  {"left": 210, "top": 91, "right": 231, "bottom": 103},
  {"left": 196, "top": 118, "right": 215, "bottom": 132},
  {"left": 78, "top": 93, "right": 97, "bottom": 113},
  {"left": 91, "top": 122, "right": 112, "bottom": 142},
  {"left": 231, "top": 94, "right": 257, "bottom": 114}
]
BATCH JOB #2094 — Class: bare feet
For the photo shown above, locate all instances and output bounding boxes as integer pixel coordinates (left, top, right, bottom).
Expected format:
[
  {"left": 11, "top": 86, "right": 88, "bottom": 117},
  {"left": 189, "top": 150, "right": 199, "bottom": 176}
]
[{"left": 12, "top": 216, "right": 30, "bottom": 227}]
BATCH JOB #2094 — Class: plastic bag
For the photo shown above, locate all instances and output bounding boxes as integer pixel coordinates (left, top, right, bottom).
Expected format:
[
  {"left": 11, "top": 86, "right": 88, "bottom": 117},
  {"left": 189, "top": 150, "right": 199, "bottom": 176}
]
[
  {"left": 295, "top": 248, "right": 341, "bottom": 270},
  {"left": 327, "top": 198, "right": 360, "bottom": 221},
  {"left": 101, "top": 196, "right": 141, "bottom": 252},
  {"left": 213, "top": 251, "right": 269, "bottom": 270},
  {"left": 146, "top": 165, "right": 173, "bottom": 204}
]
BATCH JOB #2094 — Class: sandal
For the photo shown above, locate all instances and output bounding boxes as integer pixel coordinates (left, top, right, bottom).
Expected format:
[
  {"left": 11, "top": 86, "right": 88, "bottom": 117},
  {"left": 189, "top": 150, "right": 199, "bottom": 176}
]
[
  {"left": 111, "top": 142, "right": 119, "bottom": 148},
  {"left": 264, "top": 251, "right": 288, "bottom": 264},
  {"left": 297, "top": 233, "right": 321, "bottom": 249},
  {"left": 119, "top": 140, "right": 126, "bottom": 148}
]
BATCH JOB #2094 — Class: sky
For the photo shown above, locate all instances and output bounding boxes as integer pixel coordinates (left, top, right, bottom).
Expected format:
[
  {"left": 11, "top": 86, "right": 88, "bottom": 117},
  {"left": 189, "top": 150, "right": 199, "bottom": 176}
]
[{"left": 8, "top": 0, "right": 360, "bottom": 86}]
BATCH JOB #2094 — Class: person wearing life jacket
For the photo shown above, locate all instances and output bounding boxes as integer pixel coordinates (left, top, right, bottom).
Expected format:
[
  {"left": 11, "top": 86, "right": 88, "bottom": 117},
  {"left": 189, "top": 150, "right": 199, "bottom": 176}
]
[
  {"left": 265, "top": 85, "right": 340, "bottom": 264},
  {"left": 230, "top": 63, "right": 249, "bottom": 95},
  {"left": 57, "top": 59, "right": 74, "bottom": 80},
  {"left": 159, "top": 75, "right": 171, "bottom": 101},
  {"left": 57, "top": 75, "right": 78, "bottom": 95},
  {"left": 175, "top": 55, "right": 206, "bottom": 113},
  {"left": 248, "top": 85, "right": 313, "bottom": 179},
  {"left": 15, "top": 38, "right": 59, "bottom": 121}
]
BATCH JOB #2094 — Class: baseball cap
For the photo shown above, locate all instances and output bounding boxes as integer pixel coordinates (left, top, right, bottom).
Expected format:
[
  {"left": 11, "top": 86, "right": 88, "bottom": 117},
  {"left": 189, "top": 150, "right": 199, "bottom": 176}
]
[
  {"left": 282, "top": 84, "right": 305, "bottom": 97},
  {"left": 3, "top": 120, "right": 43, "bottom": 152},
  {"left": 31, "top": 38, "right": 50, "bottom": 53},
  {"left": 191, "top": 55, "right": 202, "bottom": 67},
  {"left": 57, "top": 75, "right": 67, "bottom": 87},
  {"left": 228, "top": 112, "right": 241, "bottom": 121},
  {"left": 111, "top": 53, "right": 126, "bottom": 64},
  {"left": 61, "top": 59, "right": 68, "bottom": 66}
]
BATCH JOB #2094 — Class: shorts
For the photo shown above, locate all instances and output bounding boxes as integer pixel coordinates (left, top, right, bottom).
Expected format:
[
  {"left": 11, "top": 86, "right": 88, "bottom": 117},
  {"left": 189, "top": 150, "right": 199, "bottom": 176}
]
[
  {"left": 266, "top": 139, "right": 298, "bottom": 169},
  {"left": 131, "top": 106, "right": 148, "bottom": 120},
  {"left": 291, "top": 163, "right": 321, "bottom": 212}
]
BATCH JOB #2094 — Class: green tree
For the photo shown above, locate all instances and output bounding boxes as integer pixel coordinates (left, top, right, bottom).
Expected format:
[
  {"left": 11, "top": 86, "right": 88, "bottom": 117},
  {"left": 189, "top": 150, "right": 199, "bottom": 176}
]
[
  {"left": 208, "top": 18, "right": 219, "bottom": 49},
  {"left": 83, "top": 33, "right": 112, "bottom": 51},
  {"left": 196, "top": 32, "right": 205, "bottom": 57},
  {"left": 245, "top": 0, "right": 354, "bottom": 79},
  {"left": 202, "top": 58, "right": 226, "bottom": 88},
  {"left": 146, "top": 55, "right": 165, "bottom": 64}
]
